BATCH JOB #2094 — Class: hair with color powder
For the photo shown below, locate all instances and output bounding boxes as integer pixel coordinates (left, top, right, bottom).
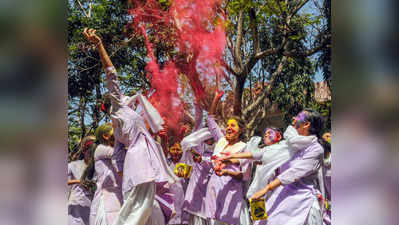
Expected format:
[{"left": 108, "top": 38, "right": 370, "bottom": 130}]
[{"left": 95, "top": 123, "right": 113, "bottom": 145}]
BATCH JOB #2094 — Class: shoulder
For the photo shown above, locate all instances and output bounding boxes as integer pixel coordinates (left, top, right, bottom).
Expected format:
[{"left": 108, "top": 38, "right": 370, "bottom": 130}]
[
  {"left": 216, "top": 137, "right": 227, "bottom": 145},
  {"left": 304, "top": 141, "right": 324, "bottom": 156},
  {"left": 237, "top": 141, "right": 247, "bottom": 150},
  {"left": 68, "top": 159, "right": 84, "bottom": 168},
  {"left": 94, "top": 144, "right": 114, "bottom": 159}
]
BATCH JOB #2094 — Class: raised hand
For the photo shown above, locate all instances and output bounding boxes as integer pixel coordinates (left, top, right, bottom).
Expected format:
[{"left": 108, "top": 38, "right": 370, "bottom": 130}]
[{"left": 82, "top": 28, "right": 102, "bottom": 46}]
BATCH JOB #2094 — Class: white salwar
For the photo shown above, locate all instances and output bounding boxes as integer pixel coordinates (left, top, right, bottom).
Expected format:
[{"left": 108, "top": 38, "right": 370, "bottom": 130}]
[
  {"left": 94, "top": 196, "right": 109, "bottom": 225},
  {"left": 188, "top": 215, "right": 210, "bottom": 225},
  {"left": 306, "top": 198, "right": 323, "bottom": 225},
  {"left": 113, "top": 182, "right": 156, "bottom": 225},
  {"left": 146, "top": 200, "right": 166, "bottom": 225}
]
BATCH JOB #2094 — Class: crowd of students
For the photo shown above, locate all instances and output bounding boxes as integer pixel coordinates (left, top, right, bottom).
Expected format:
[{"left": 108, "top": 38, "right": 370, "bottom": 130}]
[{"left": 67, "top": 28, "right": 332, "bottom": 225}]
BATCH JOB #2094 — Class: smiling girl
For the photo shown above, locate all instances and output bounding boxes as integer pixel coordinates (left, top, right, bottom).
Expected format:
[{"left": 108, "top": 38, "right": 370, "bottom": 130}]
[{"left": 203, "top": 89, "right": 251, "bottom": 225}]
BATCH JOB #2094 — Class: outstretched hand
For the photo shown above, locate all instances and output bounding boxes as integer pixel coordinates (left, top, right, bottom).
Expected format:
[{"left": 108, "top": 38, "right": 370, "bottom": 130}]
[{"left": 82, "top": 28, "right": 102, "bottom": 46}]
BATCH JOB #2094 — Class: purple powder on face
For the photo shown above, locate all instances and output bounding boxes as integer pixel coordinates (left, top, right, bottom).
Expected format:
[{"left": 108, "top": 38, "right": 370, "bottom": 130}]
[
  {"left": 294, "top": 111, "right": 308, "bottom": 128},
  {"left": 264, "top": 128, "right": 278, "bottom": 143}
]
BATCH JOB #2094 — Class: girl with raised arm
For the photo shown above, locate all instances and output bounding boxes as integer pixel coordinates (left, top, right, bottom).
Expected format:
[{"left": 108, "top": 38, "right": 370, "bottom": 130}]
[
  {"left": 203, "top": 87, "right": 251, "bottom": 225},
  {"left": 82, "top": 28, "right": 177, "bottom": 225}
]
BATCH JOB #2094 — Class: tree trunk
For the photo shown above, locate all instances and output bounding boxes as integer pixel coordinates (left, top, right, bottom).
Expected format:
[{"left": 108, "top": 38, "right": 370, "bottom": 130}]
[
  {"left": 233, "top": 75, "right": 246, "bottom": 116},
  {"left": 92, "top": 82, "right": 102, "bottom": 130},
  {"left": 79, "top": 96, "right": 86, "bottom": 138}
]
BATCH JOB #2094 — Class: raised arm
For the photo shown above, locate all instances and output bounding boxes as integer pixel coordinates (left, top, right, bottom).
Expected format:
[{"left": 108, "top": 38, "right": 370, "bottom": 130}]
[
  {"left": 82, "top": 28, "right": 114, "bottom": 69},
  {"left": 193, "top": 103, "right": 203, "bottom": 132},
  {"left": 208, "top": 74, "right": 224, "bottom": 116},
  {"left": 82, "top": 28, "right": 122, "bottom": 104},
  {"left": 207, "top": 115, "right": 224, "bottom": 142}
]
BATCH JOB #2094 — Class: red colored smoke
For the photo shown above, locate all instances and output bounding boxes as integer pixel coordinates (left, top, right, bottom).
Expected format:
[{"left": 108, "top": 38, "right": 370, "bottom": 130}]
[{"left": 128, "top": 0, "right": 226, "bottom": 131}]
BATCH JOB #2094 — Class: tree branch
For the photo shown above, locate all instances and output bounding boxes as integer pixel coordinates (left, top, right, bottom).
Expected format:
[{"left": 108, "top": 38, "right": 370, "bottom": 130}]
[
  {"left": 249, "top": 8, "right": 260, "bottom": 55},
  {"left": 292, "top": 0, "right": 310, "bottom": 17},
  {"left": 246, "top": 107, "right": 264, "bottom": 136},
  {"left": 76, "top": 0, "right": 90, "bottom": 18},
  {"left": 283, "top": 34, "right": 331, "bottom": 57},
  {"left": 242, "top": 90, "right": 267, "bottom": 119},
  {"left": 234, "top": 11, "right": 244, "bottom": 70}
]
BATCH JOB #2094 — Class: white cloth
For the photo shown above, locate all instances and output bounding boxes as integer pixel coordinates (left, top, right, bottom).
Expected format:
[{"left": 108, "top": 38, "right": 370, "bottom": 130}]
[
  {"left": 93, "top": 195, "right": 109, "bottom": 225},
  {"left": 113, "top": 182, "right": 156, "bottom": 225},
  {"left": 239, "top": 199, "right": 251, "bottom": 225},
  {"left": 146, "top": 200, "right": 166, "bottom": 225},
  {"left": 180, "top": 128, "right": 212, "bottom": 165},
  {"left": 188, "top": 214, "right": 210, "bottom": 225},
  {"left": 122, "top": 94, "right": 164, "bottom": 133},
  {"left": 306, "top": 199, "right": 323, "bottom": 225}
]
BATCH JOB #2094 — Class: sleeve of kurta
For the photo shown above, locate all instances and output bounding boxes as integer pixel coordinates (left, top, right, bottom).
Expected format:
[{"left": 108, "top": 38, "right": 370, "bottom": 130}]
[
  {"left": 252, "top": 151, "right": 263, "bottom": 161},
  {"left": 104, "top": 66, "right": 123, "bottom": 109},
  {"left": 239, "top": 158, "right": 252, "bottom": 181},
  {"left": 317, "top": 166, "right": 326, "bottom": 201},
  {"left": 67, "top": 163, "right": 73, "bottom": 180},
  {"left": 277, "top": 144, "right": 323, "bottom": 185},
  {"left": 193, "top": 104, "right": 203, "bottom": 132},
  {"left": 207, "top": 115, "right": 223, "bottom": 142},
  {"left": 112, "top": 142, "right": 126, "bottom": 173}
]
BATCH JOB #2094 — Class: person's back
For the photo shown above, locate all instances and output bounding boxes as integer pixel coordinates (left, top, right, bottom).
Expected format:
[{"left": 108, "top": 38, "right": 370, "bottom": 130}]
[{"left": 90, "top": 144, "right": 123, "bottom": 225}]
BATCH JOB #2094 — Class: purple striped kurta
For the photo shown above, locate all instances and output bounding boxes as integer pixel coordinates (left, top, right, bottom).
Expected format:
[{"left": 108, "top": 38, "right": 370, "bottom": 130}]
[
  {"left": 90, "top": 144, "right": 123, "bottom": 225},
  {"left": 204, "top": 116, "right": 250, "bottom": 225},
  {"left": 68, "top": 160, "right": 92, "bottom": 225},
  {"left": 263, "top": 139, "right": 324, "bottom": 225},
  {"left": 167, "top": 160, "right": 190, "bottom": 225},
  {"left": 104, "top": 66, "right": 176, "bottom": 197},
  {"left": 183, "top": 143, "right": 214, "bottom": 219}
]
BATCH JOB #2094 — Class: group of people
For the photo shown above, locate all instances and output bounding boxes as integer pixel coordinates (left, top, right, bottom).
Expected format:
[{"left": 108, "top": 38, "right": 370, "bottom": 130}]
[{"left": 68, "top": 28, "right": 332, "bottom": 225}]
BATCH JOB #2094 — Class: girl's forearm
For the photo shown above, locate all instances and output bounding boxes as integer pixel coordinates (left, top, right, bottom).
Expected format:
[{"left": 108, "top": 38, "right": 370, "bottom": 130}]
[
  {"left": 68, "top": 180, "right": 80, "bottom": 185},
  {"left": 230, "top": 152, "right": 253, "bottom": 159},
  {"left": 96, "top": 42, "right": 114, "bottom": 70},
  {"left": 224, "top": 170, "right": 243, "bottom": 180}
]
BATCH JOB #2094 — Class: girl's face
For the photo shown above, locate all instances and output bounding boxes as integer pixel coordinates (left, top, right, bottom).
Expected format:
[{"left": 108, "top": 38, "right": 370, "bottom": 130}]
[
  {"left": 264, "top": 128, "right": 281, "bottom": 146},
  {"left": 225, "top": 119, "right": 241, "bottom": 142},
  {"left": 103, "top": 129, "right": 115, "bottom": 147},
  {"left": 322, "top": 132, "right": 331, "bottom": 143},
  {"left": 169, "top": 143, "right": 183, "bottom": 163}
]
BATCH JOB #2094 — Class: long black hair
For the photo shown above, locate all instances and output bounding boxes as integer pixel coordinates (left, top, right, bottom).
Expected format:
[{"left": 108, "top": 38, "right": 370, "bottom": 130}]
[
  {"left": 79, "top": 136, "right": 97, "bottom": 194},
  {"left": 302, "top": 108, "right": 325, "bottom": 139}
]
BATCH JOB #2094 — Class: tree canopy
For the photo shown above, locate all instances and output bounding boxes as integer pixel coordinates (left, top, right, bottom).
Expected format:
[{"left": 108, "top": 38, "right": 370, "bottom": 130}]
[{"left": 68, "top": 0, "right": 331, "bottom": 155}]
